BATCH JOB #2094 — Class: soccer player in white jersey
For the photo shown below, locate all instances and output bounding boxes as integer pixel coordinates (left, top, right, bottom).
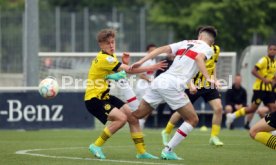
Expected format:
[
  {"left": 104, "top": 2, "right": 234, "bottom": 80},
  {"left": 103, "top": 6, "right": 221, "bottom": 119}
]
[
  {"left": 131, "top": 26, "right": 218, "bottom": 160},
  {"left": 136, "top": 44, "right": 157, "bottom": 129}
]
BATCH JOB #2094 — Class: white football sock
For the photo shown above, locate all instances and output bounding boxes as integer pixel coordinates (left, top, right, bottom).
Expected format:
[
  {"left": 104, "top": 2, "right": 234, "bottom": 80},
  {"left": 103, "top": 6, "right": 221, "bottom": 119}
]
[{"left": 165, "top": 122, "right": 193, "bottom": 151}]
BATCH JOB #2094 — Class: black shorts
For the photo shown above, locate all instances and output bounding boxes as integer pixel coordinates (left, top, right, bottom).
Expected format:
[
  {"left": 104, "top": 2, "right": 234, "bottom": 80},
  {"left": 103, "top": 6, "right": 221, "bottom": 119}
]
[
  {"left": 85, "top": 95, "right": 125, "bottom": 124},
  {"left": 185, "top": 88, "right": 221, "bottom": 103},
  {"left": 251, "top": 90, "right": 275, "bottom": 105},
  {"left": 265, "top": 112, "right": 276, "bottom": 129}
]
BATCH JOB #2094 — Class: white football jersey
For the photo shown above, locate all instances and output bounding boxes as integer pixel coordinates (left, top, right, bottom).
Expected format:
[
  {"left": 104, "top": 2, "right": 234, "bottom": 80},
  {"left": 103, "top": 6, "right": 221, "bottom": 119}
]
[
  {"left": 140, "top": 58, "right": 156, "bottom": 79},
  {"left": 162, "top": 40, "right": 213, "bottom": 84}
]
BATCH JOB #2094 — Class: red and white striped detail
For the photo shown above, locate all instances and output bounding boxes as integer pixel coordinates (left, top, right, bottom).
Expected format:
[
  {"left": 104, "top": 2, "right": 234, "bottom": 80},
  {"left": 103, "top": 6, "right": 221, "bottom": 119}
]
[
  {"left": 127, "top": 96, "right": 137, "bottom": 103},
  {"left": 176, "top": 49, "right": 198, "bottom": 60},
  {"left": 176, "top": 129, "right": 187, "bottom": 137}
]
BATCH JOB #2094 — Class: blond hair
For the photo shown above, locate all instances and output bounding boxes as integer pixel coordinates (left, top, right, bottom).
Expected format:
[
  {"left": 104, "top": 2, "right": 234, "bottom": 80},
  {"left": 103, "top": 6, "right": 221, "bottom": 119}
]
[{"left": 97, "top": 29, "right": 116, "bottom": 43}]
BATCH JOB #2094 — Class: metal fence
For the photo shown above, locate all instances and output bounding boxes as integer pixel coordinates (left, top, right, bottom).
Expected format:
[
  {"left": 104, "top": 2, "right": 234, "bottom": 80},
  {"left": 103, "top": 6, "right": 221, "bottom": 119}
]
[
  {"left": 0, "top": 7, "right": 174, "bottom": 74},
  {"left": 0, "top": 10, "right": 23, "bottom": 73}
]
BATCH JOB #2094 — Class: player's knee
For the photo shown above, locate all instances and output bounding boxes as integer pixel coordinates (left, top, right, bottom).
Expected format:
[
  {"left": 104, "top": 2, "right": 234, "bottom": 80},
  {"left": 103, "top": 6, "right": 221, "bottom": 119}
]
[
  {"left": 132, "top": 101, "right": 152, "bottom": 119},
  {"left": 189, "top": 115, "right": 199, "bottom": 127},
  {"left": 249, "top": 128, "right": 257, "bottom": 139},
  {"left": 225, "top": 105, "right": 233, "bottom": 113},
  {"left": 127, "top": 114, "right": 139, "bottom": 125},
  {"left": 257, "top": 110, "right": 265, "bottom": 118},
  {"left": 213, "top": 105, "right": 223, "bottom": 114},
  {"left": 112, "top": 114, "right": 127, "bottom": 129},
  {"left": 119, "top": 114, "right": 128, "bottom": 124}
]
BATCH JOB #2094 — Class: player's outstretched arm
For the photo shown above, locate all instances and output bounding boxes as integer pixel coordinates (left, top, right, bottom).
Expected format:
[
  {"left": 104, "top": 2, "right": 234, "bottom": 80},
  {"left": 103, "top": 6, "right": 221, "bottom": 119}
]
[
  {"left": 131, "top": 45, "right": 171, "bottom": 69},
  {"left": 106, "top": 60, "right": 167, "bottom": 81},
  {"left": 118, "top": 61, "right": 168, "bottom": 74}
]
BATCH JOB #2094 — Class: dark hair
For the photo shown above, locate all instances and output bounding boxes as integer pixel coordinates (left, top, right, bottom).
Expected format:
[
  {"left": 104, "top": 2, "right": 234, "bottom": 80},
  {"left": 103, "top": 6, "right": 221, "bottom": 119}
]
[
  {"left": 97, "top": 29, "right": 116, "bottom": 43},
  {"left": 146, "top": 44, "right": 157, "bottom": 51},
  {"left": 268, "top": 37, "right": 276, "bottom": 47},
  {"left": 197, "top": 25, "right": 217, "bottom": 38}
]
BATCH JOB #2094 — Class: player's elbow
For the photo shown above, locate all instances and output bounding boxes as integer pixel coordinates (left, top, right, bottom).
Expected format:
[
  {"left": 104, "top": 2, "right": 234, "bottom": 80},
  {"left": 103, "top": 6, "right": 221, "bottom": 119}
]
[
  {"left": 251, "top": 67, "right": 258, "bottom": 76},
  {"left": 251, "top": 70, "right": 255, "bottom": 75}
]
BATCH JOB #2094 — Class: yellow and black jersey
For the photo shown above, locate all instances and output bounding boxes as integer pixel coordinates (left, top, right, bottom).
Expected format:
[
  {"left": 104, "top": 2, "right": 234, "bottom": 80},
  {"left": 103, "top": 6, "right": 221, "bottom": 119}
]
[
  {"left": 84, "top": 51, "right": 121, "bottom": 101},
  {"left": 253, "top": 56, "right": 276, "bottom": 91},
  {"left": 193, "top": 45, "right": 220, "bottom": 88}
]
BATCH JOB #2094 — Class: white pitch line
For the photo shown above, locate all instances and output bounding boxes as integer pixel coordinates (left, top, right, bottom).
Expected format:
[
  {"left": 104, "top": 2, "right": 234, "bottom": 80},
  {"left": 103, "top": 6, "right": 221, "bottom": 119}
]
[{"left": 15, "top": 147, "right": 184, "bottom": 165}]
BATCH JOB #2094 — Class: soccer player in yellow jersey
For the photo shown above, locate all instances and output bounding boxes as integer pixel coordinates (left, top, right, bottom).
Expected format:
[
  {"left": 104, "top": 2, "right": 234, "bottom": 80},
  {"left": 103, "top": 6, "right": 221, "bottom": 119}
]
[
  {"left": 85, "top": 29, "right": 167, "bottom": 159},
  {"left": 226, "top": 43, "right": 276, "bottom": 129},
  {"left": 249, "top": 111, "right": 276, "bottom": 150},
  {"left": 256, "top": 76, "right": 276, "bottom": 123},
  {"left": 161, "top": 44, "right": 224, "bottom": 146}
]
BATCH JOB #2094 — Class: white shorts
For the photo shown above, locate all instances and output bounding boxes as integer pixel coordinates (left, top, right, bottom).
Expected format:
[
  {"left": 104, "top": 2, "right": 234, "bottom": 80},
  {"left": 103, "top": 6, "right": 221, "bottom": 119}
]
[
  {"left": 142, "top": 75, "right": 190, "bottom": 110},
  {"left": 135, "top": 79, "right": 150, "bottom": 101}
]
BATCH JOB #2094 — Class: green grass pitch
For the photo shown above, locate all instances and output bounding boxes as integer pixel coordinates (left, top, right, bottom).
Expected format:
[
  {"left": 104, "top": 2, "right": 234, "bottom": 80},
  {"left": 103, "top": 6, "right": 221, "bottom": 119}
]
[{"left": 0, "top": 128, "right": 275, "bottom": 165}]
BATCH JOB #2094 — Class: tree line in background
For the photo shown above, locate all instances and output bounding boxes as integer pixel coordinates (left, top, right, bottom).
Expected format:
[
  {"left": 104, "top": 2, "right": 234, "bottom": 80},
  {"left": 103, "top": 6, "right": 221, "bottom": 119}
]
[{"left": 1, "top": 0, "right": 276, "bottom": 52}]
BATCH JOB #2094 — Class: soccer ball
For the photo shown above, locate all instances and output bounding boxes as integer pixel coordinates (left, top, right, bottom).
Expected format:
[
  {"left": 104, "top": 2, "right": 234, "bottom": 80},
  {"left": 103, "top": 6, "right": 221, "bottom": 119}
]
[{"left": 38, "top": 77, "right": 59, "bottom": 99}]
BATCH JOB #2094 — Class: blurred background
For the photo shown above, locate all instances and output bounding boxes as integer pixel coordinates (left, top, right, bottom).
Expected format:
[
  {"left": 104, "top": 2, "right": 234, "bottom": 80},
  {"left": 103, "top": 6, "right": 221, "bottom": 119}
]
[{"left": 0, "top": 0, "right": 275, "bottom": 129}]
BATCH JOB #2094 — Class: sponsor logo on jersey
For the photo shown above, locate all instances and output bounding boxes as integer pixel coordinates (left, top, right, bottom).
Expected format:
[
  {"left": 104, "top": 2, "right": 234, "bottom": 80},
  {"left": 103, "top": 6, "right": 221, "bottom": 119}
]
[{"left": 106, "top": 56, "right": 115, "bottom": 63}]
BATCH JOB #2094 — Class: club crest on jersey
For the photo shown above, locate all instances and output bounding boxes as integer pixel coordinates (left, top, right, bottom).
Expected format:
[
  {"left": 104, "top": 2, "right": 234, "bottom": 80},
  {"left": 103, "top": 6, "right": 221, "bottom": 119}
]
[
  {"left": 104, "top": 104, "right": 111, "bottom": 111},
  {"left": 106, "top": 56, "right": 115, "bottom": 63}
]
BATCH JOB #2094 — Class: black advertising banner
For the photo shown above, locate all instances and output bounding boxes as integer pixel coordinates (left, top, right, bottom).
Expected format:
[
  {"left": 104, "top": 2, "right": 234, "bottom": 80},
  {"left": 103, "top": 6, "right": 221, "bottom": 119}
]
[{"left": 0, "top": 91, "right": 94, "bottom": 129}]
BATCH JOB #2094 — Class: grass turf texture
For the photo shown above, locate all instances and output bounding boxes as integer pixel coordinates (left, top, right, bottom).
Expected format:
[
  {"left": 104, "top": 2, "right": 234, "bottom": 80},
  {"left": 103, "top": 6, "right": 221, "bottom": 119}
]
[{"left": 0, "top": 128, "right": 275, "bottom": 165}]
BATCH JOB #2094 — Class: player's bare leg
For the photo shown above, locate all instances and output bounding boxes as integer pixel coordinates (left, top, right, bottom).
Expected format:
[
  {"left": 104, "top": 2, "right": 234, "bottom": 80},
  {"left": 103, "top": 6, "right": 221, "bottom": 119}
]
[
  {"left": 121, "top": 104, "right": 158, "bottom": 159},
  {"left": 226, "top": 103, "right": 259, "bottom": 129},
  {"left": 132, "top": 99, "right": 154, "bottom": 119},
  {"left": 161, "top": 103, "right": 198, "bottom": 160},
  {"left": 208, "top": 99, "right": 224, "bottom": 146},
  {"left": 249, "top": 117, "right": 276, "bottom": 150},
  {"left": 257, "top": 106, "right": 269, "bottom": 118},
  {"left": 90, "top": 108, "right": 127, "bottom": 159}
]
